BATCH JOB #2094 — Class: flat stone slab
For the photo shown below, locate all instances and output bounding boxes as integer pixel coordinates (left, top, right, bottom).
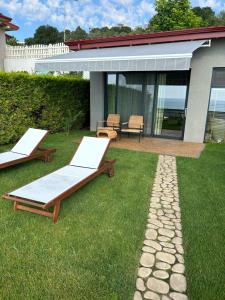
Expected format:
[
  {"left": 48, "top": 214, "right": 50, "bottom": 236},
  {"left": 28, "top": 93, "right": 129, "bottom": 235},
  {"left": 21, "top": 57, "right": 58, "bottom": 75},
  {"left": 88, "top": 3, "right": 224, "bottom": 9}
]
[
  {"left": 138, "top": 267, "right": 152, "bottom": 278},
  {"left": 147, "top": 277, "right": 170, "bottom": 294},
  {"left": 140, "top": 253, "right": 155, "bottom": 268},
  {"left": 170, "top": 274, "right": 187, "bottom": 293},
  {"left": 156, "top": 252, "right": 176, "bottom": 265}
]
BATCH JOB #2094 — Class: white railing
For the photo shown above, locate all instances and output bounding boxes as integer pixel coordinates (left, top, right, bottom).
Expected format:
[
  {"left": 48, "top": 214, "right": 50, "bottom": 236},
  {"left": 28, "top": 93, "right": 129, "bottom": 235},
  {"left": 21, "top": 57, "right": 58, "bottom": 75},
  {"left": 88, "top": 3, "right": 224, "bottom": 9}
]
[{"left": 5, "top": 43, "right": 69, "bottom": 59}]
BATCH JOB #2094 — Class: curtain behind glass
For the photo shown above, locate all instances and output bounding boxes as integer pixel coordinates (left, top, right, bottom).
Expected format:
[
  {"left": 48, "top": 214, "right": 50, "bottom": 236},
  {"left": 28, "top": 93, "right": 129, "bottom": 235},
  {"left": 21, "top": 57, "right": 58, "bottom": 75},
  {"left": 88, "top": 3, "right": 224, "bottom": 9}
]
[
  {"left": 144, "top": 73, "right": 155, "bottom": 135},
  {"left": 107, "top": 74, "right": 117, "bottom": 114},
  {"left": 154, "top": 74, "right": 167, "bottom": 135},
  {"left": 117, "top": 73, "right": 144, "bottom": 123}
]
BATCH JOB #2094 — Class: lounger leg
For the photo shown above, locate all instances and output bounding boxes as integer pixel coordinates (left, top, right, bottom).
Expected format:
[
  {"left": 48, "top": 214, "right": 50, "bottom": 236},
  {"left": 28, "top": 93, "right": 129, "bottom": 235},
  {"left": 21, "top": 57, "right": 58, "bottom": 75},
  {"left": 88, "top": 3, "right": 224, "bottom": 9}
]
[
  {"left": 104, "top": 161, "right": 115, "bottom": 177},
  {"left": 53, "top": 200, "right": 61, "bottom": 223},
  {"left": 13, "top": 201, "right": 18, "bottom": 212}
]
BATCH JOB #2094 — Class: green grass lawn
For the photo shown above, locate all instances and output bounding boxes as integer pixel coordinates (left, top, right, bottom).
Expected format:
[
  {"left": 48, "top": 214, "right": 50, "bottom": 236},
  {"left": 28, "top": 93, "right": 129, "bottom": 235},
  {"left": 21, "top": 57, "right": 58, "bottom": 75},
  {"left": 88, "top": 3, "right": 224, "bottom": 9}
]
[
  {"left": 0, "top": 130, "right": 157, "bottom": 300},
  {"left": 177, "top": 144, "right": 225, "bottom": 300}
]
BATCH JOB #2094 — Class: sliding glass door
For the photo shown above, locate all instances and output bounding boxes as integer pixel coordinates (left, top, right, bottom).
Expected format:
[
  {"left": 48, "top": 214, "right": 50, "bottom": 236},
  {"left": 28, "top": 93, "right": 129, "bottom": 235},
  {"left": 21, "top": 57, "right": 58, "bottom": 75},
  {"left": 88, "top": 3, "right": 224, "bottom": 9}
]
[
  {"left": 153, "top": 72, "right": 189, "bottom": 139},
  {"left": 105, "top": 71, "right": 189, "bottom": 139}
]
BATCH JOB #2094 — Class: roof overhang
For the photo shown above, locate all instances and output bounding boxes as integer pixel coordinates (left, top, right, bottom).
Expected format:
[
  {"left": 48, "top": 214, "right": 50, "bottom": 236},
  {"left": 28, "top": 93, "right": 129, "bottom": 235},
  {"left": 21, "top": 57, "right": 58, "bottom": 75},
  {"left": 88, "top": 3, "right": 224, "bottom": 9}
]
[
  {"left": 35, "top": 40, "right": 207, "bottom": 73},
  {"left": 0, "top": 13, "right": 19, "bottom": 31},
  {"left": 65, "top": 26, "right": 225, "bottom": 51}
]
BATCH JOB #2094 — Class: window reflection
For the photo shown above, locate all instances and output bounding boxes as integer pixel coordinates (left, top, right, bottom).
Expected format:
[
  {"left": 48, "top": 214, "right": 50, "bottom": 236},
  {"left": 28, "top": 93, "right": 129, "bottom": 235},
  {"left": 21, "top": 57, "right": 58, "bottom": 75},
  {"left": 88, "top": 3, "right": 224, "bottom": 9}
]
[{"left": 206, "top": 69, "right": 225, "bottom": 142}]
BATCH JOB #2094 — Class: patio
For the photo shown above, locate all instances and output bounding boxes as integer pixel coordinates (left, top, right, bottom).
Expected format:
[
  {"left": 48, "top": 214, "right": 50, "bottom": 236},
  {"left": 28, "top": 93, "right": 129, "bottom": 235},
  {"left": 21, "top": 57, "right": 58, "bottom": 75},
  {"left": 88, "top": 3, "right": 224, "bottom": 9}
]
[{"left": 110, "top": 136, "right": 205, "bottom": 158}]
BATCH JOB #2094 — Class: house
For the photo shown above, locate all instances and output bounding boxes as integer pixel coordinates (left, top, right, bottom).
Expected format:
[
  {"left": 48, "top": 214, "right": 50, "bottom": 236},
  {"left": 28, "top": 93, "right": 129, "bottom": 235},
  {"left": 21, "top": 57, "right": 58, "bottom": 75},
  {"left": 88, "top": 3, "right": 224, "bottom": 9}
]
[
  {"left": 35, "top": 26, "right": 225, "bottom": 143},
  {"left": 0, "top": 13, "right": 19, "bottom": 71}
]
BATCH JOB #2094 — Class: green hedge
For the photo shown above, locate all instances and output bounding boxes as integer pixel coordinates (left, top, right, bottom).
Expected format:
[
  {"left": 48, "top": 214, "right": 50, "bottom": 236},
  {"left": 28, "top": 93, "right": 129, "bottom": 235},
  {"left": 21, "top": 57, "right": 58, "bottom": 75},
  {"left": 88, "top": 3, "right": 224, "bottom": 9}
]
[{"left": 0, "top": 72, "right": 90, "bottom": 145}]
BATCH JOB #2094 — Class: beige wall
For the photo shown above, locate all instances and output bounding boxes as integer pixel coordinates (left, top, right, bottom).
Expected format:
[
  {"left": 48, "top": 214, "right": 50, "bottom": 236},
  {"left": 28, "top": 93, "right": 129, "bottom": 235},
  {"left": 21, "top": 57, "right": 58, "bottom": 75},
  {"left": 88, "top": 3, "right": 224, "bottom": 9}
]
[
  {"left": 0, "top": 29, "right": 6, "bottom": 71},
  {"left": 184, "top": 39, "right": 225, "bottom": 143}
]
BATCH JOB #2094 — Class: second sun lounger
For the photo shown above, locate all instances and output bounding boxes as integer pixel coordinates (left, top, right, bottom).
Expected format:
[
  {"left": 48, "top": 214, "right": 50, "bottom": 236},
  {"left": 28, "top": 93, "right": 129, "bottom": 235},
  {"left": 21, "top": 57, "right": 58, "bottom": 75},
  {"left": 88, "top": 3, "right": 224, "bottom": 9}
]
[
  {"left": 0, "top": 128, "right": 56, "bottom": 169},
  {"left": 3, "top": 137, "right": 115, "bottom": 223}
]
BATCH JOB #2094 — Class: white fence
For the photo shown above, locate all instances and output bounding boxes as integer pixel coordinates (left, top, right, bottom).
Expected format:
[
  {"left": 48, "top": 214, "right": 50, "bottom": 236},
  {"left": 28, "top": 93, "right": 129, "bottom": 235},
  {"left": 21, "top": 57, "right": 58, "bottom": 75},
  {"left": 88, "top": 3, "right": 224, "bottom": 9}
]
[
  {"left": 4, "top": 43, "right": 69, "bottom": 74},
  {"left": 4, "top": 43, "right": 89, "bottom": 78},
  {"left": 5, "top": 43, "right": 69, "bottom": 59}
]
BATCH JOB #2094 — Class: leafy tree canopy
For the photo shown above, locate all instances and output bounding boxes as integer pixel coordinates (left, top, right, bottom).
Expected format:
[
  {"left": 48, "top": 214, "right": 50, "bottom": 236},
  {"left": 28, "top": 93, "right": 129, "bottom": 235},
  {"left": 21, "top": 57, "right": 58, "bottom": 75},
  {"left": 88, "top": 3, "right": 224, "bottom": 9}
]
[
  {"left": 192, "top": 6, "right": 216, "bottom": 26},
  {"left": 216, "top": 10, "right": 225, "bottom": 25},
  {"left": 25, "top": 25, "right": 62, "bottom": 45},
  {"left": 148, "top": 0, "right": 202, "bottom": 31},
  {"left": 6, "top": 36, "right": 18, "bottom": 46},
  {"left": 66, "top": 26, "right": 88, "bottom": 40}
]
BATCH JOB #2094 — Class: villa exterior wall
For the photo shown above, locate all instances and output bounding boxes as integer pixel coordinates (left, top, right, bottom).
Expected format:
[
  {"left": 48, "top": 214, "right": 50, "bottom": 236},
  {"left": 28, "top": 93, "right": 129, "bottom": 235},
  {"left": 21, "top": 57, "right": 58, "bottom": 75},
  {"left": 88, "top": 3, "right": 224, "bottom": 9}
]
[
  {"left": 184, "top": 39, "right": 225, "bottom": 143},
  {"left": 90, "top": 72, "right": 104, "bottom": 131},
  {"left": 0, "top": 29, "right": 6, "bottom": 71}
]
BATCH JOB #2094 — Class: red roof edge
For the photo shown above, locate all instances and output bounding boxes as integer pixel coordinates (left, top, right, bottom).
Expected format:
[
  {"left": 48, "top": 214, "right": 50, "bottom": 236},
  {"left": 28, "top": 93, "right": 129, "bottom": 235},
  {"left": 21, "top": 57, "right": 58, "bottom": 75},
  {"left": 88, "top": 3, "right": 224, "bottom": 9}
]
[
  {"left": 65, "top": 26, "right": 225, "bottom": 51},
  {"left": 0, "top": 13, "right": 19, "bottom": 31},
  {"left": 0, "top": 13, "right": 12, "bottom": 22}
]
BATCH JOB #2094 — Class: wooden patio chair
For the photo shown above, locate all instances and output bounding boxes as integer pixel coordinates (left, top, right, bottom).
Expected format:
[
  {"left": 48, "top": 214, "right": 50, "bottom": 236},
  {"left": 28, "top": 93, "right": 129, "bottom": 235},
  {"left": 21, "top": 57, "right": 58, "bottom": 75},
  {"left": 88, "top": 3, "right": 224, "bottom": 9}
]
[
  {"left": 3, "top": 137, "right": 115, "bottom": 223},
  {"left": 120, "top": 115, "right": 144, "bottom": 142},
  {"left": 97, "top": 114, "right": 120, "bottom": 131},
  {"left": 0, "top": 128, "right": 56, "bottom": 170}
]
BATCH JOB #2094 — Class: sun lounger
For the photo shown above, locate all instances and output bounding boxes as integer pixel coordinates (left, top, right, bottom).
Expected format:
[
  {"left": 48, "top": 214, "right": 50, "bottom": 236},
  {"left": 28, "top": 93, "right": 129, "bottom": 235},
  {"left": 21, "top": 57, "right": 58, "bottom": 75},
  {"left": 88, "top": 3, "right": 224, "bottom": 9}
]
[
  {"left": 0, "top": 128, "right": 56, "bottom": 169},
  {"left": 3, "top": 137, "right": 115, "bottom": 223}
]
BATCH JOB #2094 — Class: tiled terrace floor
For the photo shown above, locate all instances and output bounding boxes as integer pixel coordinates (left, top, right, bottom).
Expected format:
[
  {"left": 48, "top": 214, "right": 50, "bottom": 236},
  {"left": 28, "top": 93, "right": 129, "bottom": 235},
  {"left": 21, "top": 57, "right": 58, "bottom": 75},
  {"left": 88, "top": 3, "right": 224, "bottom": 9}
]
[{"left": 110, "top": 137, "right": 205, "bottom": 158}]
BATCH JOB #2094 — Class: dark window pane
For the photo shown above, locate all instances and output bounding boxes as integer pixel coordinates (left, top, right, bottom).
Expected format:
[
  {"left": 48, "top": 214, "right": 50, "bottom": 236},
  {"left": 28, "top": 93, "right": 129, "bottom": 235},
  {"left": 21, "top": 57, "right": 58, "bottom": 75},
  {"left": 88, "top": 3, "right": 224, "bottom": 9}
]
[{"left": 211, "top": 69, "right": 225, "bottom": 88}]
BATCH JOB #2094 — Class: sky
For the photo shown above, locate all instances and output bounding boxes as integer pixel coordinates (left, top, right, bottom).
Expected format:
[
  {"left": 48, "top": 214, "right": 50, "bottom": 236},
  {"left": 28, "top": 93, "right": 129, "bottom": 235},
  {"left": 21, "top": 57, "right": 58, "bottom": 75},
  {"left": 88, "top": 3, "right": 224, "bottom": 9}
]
[{"left": 0, "top": 0, "right": 224, "bottom": 41}]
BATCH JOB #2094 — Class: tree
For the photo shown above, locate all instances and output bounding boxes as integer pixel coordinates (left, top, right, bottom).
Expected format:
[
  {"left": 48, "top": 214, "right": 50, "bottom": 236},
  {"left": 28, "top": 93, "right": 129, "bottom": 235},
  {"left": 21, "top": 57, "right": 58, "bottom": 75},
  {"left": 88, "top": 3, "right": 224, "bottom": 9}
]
[
  {"left": 89, "top": 24, "right": 132, "bottom": 39},
  {"left": 148, "top": 0, "right": 202, "bottom": 32},
  {"left": 6, "top": 36, "right": 18, "bottom": 46},
  {"left": 25, "top": 25, "right": 63, "bottom": 45},
  {"left": 192, "top": 6, "right": 216, "bottom": 26},
  {"left": 69, "top": 26, "right": 88, "bottom": 40},
  {"left": 24, "top": 37, "right": 35, "bottom": 45},
  {"left": 215, "top": 10, "right": 225, "bottom": 25}
]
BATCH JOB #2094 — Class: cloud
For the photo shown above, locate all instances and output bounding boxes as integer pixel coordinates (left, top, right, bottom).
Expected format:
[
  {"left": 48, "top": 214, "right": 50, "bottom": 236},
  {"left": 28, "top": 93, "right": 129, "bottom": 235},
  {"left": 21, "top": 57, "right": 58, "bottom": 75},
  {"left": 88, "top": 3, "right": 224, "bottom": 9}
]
[
  {"left": 197, "top": 0, "right": 222, "bottom": 9},
  {"left": 0, "top": 0, "right": 156, "bottom": 30}
]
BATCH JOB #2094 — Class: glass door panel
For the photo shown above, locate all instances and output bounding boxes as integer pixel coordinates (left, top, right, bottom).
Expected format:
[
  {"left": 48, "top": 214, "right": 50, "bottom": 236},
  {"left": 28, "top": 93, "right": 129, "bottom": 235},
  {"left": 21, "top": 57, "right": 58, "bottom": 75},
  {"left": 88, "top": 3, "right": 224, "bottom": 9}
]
[
  {"left": 144, "top": 73, "right": 155, "bottom": 135},
  {"left": 153, "top": 72, "right": 188, "bottom": 139},
  {"left": 106, "top": 74, "right": 117, "bottom": 114},
  {"left": 117, "top": 73, "right": 144, "bottom": 123}
]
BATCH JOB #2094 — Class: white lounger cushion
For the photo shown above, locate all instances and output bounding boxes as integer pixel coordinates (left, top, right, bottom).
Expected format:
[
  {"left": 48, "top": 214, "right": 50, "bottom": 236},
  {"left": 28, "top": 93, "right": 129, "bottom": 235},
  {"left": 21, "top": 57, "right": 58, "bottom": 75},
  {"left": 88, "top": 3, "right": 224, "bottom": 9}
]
[
  {"left": 9, "top": 166, "right": 97, "bottom": 204},
  {"left": 70, "top": 136, "right": 110, "bottom": 169},
  {"left": 11, "top": 128, "right": 48, "bottom": 156},
  {"left": 0, "top": 152, "right": 27, "bottom": 165}
]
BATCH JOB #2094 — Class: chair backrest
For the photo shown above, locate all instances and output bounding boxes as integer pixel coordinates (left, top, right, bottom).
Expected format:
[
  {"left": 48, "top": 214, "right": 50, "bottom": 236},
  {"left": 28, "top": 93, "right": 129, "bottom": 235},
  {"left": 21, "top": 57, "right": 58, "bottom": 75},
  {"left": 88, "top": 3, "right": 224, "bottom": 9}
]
[
  {"left": 107, "top": 114, "right": 120, "bottom": 127},
  {"left": 70, "top": 136, "right": 110, "bottom": 169},
  {"left": 128, "top": 115, "right": 144, "bottom": 129},
  {"left": 11, "top": 128, "right": 48, "bottom": 156}
]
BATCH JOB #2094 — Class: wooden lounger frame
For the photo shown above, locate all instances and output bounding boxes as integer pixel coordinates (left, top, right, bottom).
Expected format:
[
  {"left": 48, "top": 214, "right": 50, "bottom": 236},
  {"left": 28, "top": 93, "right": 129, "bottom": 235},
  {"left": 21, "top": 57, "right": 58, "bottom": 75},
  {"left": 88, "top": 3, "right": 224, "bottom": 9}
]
[
  {"left": 3, "top": 159, "right": 115, "bottom": 223},
  {"left": 0, "top": 147, "right": 56, "bottom": 169},
  {"left": 0, "top": 130, "right": 56, "bottom": 170}
]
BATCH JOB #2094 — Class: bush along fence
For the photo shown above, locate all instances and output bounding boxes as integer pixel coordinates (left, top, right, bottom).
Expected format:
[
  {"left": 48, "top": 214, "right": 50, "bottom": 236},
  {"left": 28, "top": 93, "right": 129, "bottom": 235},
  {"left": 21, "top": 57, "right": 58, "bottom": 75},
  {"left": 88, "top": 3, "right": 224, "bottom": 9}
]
[{"left": 0, "top": 72, "right": 90, "bottom": 145}]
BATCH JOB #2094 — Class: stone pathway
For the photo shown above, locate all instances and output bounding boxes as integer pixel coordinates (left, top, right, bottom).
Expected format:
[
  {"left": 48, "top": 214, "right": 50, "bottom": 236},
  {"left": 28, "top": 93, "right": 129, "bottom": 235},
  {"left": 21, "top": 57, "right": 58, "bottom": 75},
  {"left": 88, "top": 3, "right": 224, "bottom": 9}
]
[{"left": 134, "top": 155, "right": 188, "bottom": 300}]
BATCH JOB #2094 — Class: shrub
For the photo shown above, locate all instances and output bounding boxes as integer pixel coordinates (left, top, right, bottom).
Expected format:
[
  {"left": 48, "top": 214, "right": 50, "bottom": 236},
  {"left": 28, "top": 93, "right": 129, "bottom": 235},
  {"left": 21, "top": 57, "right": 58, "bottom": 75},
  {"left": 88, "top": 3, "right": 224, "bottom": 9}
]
[{"left": 0, "top": 72, "right": 90, "bottom": 145}]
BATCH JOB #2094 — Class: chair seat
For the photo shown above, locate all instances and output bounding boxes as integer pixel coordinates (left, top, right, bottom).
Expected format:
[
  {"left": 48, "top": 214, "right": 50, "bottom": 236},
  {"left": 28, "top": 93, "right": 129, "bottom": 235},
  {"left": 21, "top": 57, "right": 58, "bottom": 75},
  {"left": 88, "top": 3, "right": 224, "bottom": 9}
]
[{"left": 121, "top": 128, "right": 143, "bottom": 133}]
